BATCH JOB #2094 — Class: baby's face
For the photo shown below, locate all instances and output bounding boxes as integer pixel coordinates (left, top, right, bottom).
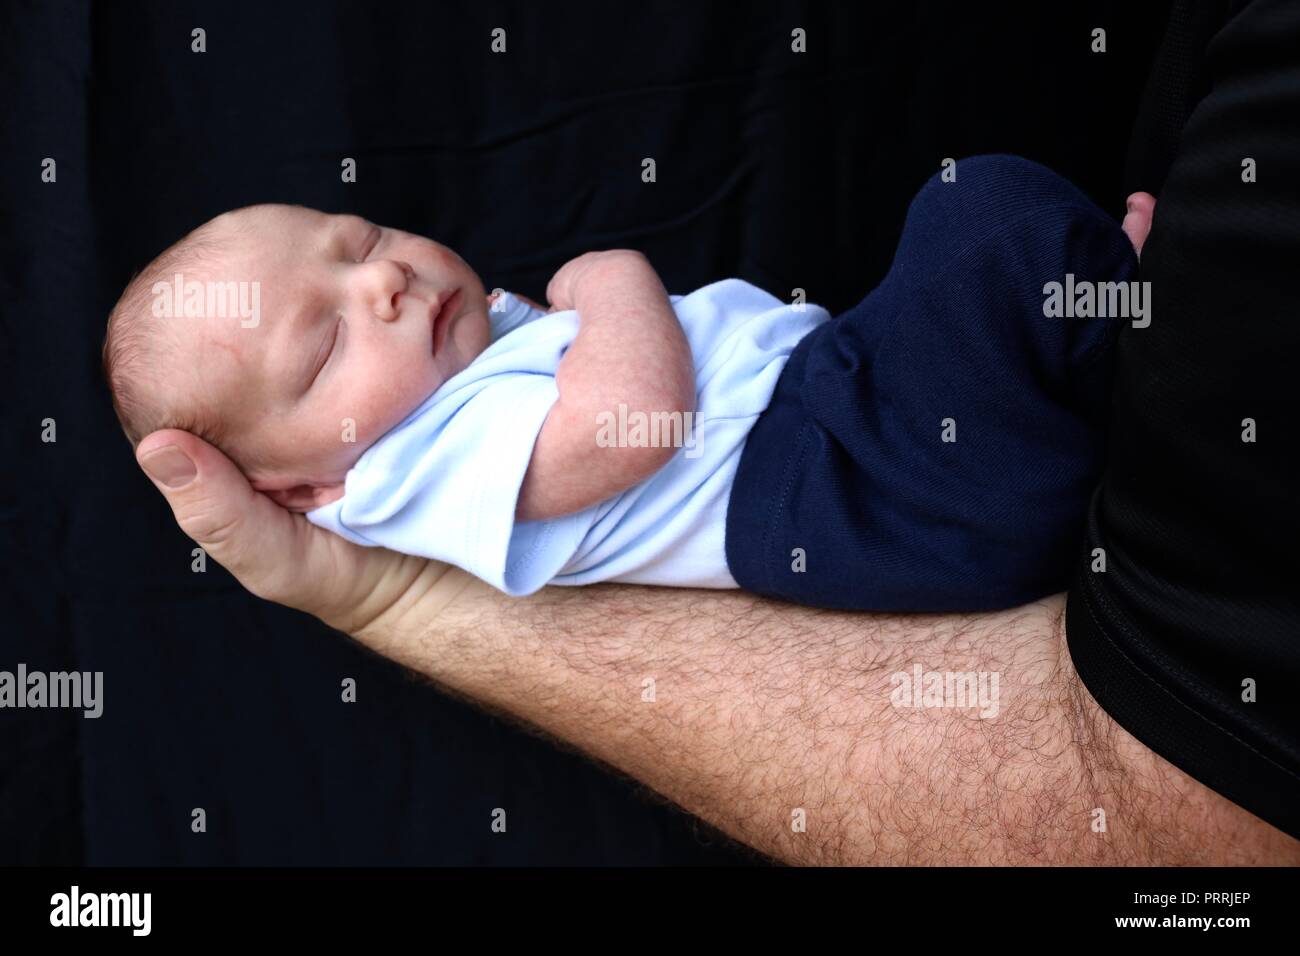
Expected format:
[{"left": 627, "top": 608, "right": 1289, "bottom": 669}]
[{"left": 175, "top": 205, "right": 489, "bottom": 500}]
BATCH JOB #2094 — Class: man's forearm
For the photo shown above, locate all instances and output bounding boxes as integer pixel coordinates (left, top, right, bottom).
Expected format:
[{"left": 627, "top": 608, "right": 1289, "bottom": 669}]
[{"left": 353, "top": 572, "right": 1299, "bottom": 865}]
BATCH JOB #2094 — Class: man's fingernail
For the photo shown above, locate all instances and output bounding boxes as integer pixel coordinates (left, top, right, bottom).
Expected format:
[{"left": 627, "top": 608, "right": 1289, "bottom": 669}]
[{"left": 140, "top": 445, "right": 197, "bottom": 488}]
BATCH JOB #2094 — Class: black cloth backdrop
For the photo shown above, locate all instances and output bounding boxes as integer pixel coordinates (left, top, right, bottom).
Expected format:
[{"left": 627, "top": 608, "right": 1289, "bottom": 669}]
[{"left": 1, "top": 1, "right": 1169, "bottom": 864}]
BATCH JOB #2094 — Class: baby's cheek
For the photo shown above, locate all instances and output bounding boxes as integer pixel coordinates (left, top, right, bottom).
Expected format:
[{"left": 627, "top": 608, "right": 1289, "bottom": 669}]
[
  {"left": 357, "top": 372, "right": 428, "bottom": 443},
  {"left": 314, "top": 417, "right": 369, "bottom": 471},
  {"left": 308, "top": 386, "right": 381, "bottom": 461},
  {"left": 323, "top": 353, "right": 439, "bottom": 459}
]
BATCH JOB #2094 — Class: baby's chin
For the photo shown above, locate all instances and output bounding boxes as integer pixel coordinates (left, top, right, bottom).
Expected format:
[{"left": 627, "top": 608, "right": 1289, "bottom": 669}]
[
  {"left": 247, "top": 448, "right": 359, "bottom": 490},
  {"left": 443, "top": 300, "right": 492, "bottom": 373}
]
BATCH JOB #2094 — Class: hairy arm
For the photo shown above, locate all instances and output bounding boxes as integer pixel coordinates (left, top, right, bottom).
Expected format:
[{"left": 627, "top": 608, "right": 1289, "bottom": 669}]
[
  {"left": 516, "top": 250, "right": 695, "bottom": 521},
  {"left": 135, "top": 432, "right": 1299, "bottom": 866},
  {"left": 354, "top": 569, "right": 1298, "bottom": 865}
]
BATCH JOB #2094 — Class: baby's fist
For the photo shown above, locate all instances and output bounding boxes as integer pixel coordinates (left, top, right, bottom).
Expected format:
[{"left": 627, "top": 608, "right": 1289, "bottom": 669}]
[{"left": 546, "top": 249, "right": 646, "bottom": 311}]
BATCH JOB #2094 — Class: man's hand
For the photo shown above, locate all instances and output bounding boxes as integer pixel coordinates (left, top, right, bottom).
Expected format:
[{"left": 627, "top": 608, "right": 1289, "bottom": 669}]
[
  {"left": 516, "top": 249, "right": 696, "bottom": 522},
  {"left": 135, "top": 428, "right": 1298, "bottom": 864},
  {"left": 135, "top": 430, "right": 478, "bottom": 641},
  {"left": 1122, "top": 191, "right": 1156, "bottom": 259}
]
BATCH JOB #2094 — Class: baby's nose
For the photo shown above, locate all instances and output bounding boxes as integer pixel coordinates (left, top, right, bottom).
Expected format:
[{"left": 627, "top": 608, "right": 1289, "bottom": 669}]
[{"left": 367, "top": 259, "right": 414, "bottom": 321}]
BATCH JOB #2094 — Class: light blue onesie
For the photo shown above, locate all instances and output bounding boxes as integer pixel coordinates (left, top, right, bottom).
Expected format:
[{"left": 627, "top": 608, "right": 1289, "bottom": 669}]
[{"left": 307, "top": 279, "right": 829, "bottom": 595}]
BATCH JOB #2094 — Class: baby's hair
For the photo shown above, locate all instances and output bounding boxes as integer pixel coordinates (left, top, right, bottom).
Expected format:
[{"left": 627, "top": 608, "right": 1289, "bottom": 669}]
[{"left": 102, "top": 213, "right": 273, "bottom": 475}]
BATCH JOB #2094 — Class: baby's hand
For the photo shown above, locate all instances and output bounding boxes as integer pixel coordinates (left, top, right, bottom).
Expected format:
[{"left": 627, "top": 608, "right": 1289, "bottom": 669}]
[
  {"left": 518, "top": 248, "right": 692, "bottom": 521},
  {"left": 546, "top": 250, "right": 646, "bottom": 311}
]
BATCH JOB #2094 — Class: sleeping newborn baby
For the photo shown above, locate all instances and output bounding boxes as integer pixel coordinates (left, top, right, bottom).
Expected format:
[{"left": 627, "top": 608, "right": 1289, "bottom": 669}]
[{"left": 105, "top": 155, "right": 1139, "bottom": 611}]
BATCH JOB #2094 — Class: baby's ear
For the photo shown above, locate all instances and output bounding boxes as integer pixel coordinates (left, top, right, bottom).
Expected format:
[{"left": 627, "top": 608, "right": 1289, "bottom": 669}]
[{"left": 252, "top": 480, "right": 346, "bottom": 513}]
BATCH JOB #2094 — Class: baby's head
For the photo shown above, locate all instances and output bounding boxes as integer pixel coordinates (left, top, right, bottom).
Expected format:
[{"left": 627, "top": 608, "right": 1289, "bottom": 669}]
[{"left": 103, "top": 204, "right": 490, "bottom": 510}]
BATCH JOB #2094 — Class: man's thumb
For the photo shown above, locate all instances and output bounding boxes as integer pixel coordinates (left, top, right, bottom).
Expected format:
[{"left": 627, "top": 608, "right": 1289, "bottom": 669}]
[
  {"left": 137, "top": 440, "right": 197, "bottom": 489},
  {"left": 136, "top": 428, "right": 285, "bottom": 562}
]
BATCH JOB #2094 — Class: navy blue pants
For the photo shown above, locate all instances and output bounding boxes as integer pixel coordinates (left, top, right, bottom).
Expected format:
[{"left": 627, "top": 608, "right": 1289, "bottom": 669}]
[{"left": 725, "top": 155, "right": 1137, "bottom": 611}]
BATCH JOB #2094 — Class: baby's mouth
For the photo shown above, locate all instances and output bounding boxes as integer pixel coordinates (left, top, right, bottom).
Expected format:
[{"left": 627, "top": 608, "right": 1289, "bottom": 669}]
[{"left": 430, "top": 288, "right": 462, "bottom": 356}]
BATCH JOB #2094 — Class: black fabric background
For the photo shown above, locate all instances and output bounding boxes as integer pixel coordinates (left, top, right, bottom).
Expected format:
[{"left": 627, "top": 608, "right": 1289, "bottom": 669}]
[{"left": 1, "top": 1, "right": 1167, "bottom": 865}]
